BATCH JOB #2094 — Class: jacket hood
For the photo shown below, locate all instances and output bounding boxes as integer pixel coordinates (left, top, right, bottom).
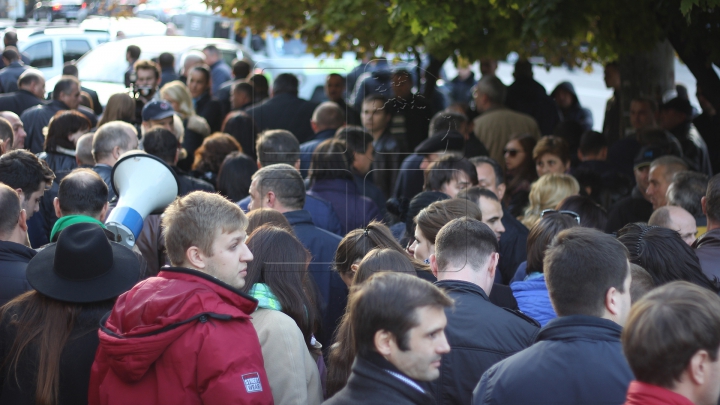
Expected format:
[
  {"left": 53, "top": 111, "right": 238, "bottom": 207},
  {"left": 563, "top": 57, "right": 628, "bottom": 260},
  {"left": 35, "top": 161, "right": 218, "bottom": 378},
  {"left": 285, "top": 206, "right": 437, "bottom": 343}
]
[
  {"left": 97, "top": 267, "right": 258, "bottom": 382},
  {"left": 551, "top": 81, "right": 580, "bottom": 107}
]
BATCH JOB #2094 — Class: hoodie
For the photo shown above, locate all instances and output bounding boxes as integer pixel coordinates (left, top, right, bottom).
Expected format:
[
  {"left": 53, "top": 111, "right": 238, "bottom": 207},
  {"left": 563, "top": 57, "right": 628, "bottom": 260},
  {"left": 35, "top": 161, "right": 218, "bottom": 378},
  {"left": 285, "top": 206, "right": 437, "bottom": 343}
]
[
  {"left": 89, "top": 267, "right": 274, "bottom": 405},
  {"left": 551, "top": 81, "right": 594, "bottom": 132}
]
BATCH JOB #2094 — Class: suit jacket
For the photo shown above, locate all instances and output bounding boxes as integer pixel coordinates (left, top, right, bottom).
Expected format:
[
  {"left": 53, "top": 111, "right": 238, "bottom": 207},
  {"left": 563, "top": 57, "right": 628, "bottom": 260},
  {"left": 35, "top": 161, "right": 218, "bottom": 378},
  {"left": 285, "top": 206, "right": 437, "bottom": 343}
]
[
  {"left": 0, "top": 62, "right": 28, "bottom": 94},
  {"left": 0, "top": 89, "right": 45, "bottom": 116},
  {"left": 246, "top": 93, "right": 319, "bottom": 144},
  {"left": 474, "top": 107, "right": 541, "bottom": 164},
  {"left": 195, "top": 92, "right": 224, "bottom": 133}
]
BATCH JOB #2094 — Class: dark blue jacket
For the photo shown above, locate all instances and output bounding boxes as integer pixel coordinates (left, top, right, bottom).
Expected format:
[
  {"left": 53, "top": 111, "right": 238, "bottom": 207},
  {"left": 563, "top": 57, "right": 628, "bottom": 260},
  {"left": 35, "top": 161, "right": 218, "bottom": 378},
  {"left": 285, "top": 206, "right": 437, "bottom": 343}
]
[
  {"left": 392, "top": 153, "right": 425, "bottom": 201},
  {"left": 473, "top": 315, "right": 634, "bottom": 405},
  {"left": 299, "top": 128, "right": 337, "bottom": 177},
  {"left": 308, "top": 178, "right": 380, "bottom": 235},
  {"left": 283, "top": 210, "right": 346, "bottom": 349},
  {"left": 497, "top": 209, "right": 528, "bottom": 284},
  {"left": 246, "top": 93, "right": 319, "bottom": 144},
  {"left": 430, "top": 280, "right": 538, "bottom": 405},
  {"left": 0, "top": 89, "right": 45, "bottom": 116},
  {"left": 0, "top": 240, "right": 35, "bottom": 306},
  {"left": 0, "top": 62, "right": 28, "bottom": 94},
  {"left": 238, "top": 193, "right": 343, "bottom": 236},
  {"left": 209, "top": 60, "right": 232, "bottom": 96}
]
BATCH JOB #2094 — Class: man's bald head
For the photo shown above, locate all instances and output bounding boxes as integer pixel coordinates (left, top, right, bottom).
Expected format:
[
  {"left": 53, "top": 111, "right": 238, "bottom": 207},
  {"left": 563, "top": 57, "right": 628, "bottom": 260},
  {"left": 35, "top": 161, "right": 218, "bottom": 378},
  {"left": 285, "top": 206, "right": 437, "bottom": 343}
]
[
  {"left": 311, "top": 101, "right": 345, "bottom": 132},
  {"left": 18, "top": 69, "right": 46, "bottom": 100},
  {"left": 0, "top": 111, "right": 26, "bottom": 151},
  {"left": 648, "top": 205, "right": 697, "bottom": 245},
  {"left": 75, "top": 133, "right": 95, "bottom": 166}
]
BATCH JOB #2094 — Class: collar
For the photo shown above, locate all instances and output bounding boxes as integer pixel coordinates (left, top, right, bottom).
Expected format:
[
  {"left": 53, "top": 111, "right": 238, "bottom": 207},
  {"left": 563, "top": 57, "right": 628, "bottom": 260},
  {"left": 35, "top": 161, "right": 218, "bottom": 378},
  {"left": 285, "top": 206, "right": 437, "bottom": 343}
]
[
  {"left": 158, "top": 267, "right": 258, "bottom": 313},
  {"left": 363, "top": 351, "right": 426, "bottom": 393},
  {"left": 54, "top": 145, "right": 77, "bottom": 156},
  {"left": 313, "top": 128, "right": 337, "bottom": 141},
  {"left": 0, "top": 240, "right": 36, "bottom": 261},
  {"left": 8, "top": 61, "right": 23, "bottom": 68},
  {"left": 434, "top": 279, "right": 489, "bottom": 300},
  {"left": 49, "top": 99, "right": 70, "bottom": 110},
  {"left": 282, "top": 210, "right": 315, "bottom": 226},
  {"left": 537, "top": 315, "right": 622, "bottom": 343},
  {"left": 694, "top": 228, "right": 720, "bottom": 248},
  {"left": 625, "top": 381, "right": 694, "bottom": 405}
]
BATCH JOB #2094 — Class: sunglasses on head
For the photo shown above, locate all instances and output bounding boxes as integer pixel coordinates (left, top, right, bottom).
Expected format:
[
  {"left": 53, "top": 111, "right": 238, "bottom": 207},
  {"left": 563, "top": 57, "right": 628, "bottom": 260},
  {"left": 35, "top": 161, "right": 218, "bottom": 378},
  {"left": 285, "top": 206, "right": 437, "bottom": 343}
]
[
  {"left": 541, "top": 209, "right": 581, "bottom": 224},
  {"left": 504, "top": 148, "right": 519, "bottom": 157}
]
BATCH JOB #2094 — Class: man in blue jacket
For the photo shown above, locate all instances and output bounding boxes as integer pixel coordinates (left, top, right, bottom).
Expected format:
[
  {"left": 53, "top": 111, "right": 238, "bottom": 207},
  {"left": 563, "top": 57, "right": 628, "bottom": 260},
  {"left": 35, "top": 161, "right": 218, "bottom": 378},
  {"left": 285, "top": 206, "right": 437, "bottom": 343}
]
[
  {"left": 473, "top": 227, "right": 634, "bottom": 405},
  {"left": 248, "top": 163, "right": 345, "bottom": 349},
  {"left": 430, "top": 218, "right": 539, "bottom": 405},
  {"left": 0, "top": 184, "right": 34, "bottom": 306}
]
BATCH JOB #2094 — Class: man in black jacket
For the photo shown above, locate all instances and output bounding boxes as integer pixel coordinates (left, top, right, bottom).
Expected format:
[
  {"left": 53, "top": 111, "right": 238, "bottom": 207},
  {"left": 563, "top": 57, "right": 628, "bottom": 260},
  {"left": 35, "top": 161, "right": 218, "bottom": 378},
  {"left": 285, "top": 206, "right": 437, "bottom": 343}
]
[
  {"left": 428, "top": 217, "right": 539, "bottom": 405},
  {"left": 0, "top": 184, "right": 34, "bottom": 306},
  {"left": 473, "top": 227, "right": 634, "bottom": 405},
  {"left": 324, "top": 272, "right": 452, "bottom": 405},
  {"left": 246, "top": 73, "right": 318, "bottom": 144},
  {"left": 0, "top": 69, "right": 46, "bottom": 116}
]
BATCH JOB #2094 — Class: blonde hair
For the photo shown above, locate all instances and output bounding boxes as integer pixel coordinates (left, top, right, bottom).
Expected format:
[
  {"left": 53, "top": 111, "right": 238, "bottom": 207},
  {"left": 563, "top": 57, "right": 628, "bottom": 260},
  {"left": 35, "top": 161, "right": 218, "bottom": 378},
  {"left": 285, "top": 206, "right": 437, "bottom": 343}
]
[
  {"left": 521, "top": 173, "right": 580, "bottom": 228},
  {"left": 160, "top": 80, "right": 195, "bottom": 119},
  {"left": 162, "top": 191, "right": 248, "bottom": 266}
]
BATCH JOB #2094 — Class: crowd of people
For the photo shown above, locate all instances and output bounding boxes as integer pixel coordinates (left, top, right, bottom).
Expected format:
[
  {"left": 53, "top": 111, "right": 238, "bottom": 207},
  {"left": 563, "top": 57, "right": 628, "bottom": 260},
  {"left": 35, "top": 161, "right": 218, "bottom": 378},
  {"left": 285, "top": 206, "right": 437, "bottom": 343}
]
[{"left": 0, "top": 28, "right": 720, "bottom": 404}]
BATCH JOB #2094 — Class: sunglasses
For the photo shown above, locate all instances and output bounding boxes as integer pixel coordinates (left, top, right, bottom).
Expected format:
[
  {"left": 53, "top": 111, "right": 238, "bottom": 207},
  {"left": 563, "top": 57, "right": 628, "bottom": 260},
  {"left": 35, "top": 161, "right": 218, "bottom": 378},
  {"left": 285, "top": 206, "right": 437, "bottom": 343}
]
[
  {"left": 504, "top": 148, "right": 520, "bottom": 157},
  {"left": 541, "top": 209, "right": 581, "bottom": 224}
]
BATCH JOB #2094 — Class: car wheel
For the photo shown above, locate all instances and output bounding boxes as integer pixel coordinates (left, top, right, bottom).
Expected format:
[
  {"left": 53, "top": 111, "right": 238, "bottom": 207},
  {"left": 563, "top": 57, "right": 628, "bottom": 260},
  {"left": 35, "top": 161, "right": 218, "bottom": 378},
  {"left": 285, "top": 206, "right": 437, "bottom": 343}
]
[{"left": 46, "top": 12, "right": 53, "bottom": 22}]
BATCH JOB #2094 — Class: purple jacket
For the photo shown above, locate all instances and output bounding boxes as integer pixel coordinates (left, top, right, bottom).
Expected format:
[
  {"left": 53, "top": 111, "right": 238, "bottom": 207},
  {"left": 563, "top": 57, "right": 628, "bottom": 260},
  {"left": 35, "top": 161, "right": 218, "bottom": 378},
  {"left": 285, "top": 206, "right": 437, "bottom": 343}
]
[{"left": 308, "top": 178, "right": 381, "bottom": 235}]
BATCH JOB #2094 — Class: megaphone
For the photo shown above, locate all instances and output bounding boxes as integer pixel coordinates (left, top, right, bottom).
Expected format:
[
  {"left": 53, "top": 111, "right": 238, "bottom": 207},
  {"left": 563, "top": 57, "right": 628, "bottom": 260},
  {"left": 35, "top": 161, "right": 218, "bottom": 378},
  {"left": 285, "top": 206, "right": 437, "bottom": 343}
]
[{"left": 105, "top": 152, "right": 179, "bottom": 248}]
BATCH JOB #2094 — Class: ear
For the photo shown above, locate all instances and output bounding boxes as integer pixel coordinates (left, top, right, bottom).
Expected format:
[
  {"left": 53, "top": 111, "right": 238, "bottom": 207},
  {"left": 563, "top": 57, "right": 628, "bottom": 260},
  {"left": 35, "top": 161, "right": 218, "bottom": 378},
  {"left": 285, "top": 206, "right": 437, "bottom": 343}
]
[
  {"left": 605, "top": 286, "right": 620, "bottom": 317},
  {"left": 496, "top": 183, "right": 506, "bottom": 201},
  {"left": 374, "top": 330, "right": 395, "bottom": 357},
  {"left": 185, "top": 246, "right": 207, "bottom": 270},
  {"left": 702, "top": 196, "right": 707, "bottom": 215},
  {"left": 266, "top": 191, "right": 276, "bottom": 209},
  {"left": 17, "top": 209, "right": 27, "bottom": 232},
  {"left": 293, "top": 159, "right": 301, "bottom": 171},
  {"left": 112, "top": 145, "right": 122, "bottom": 161},
  {"left": 687, "top": 349, "right": 712, "bottom": 386},
  {"left": 487, "top": 252, "right": 499, "bottom": 281},
  {"left": 350, "top": 263, "right": 359, "bottom": 275},
  {"left": 53, "top": 197, "right": 62, "bottom": 218},
  {"left": 15, "top": 188, "right": 24, "bottom": 202},
  {"left": 310, "top": 121, "right": 319, "bottom": 133},
  {"left": 99, "top": 201, "right": 109, "bottom": 222},
  {"left": 430, "top": 254, "right": 439, "bottom": 278}
]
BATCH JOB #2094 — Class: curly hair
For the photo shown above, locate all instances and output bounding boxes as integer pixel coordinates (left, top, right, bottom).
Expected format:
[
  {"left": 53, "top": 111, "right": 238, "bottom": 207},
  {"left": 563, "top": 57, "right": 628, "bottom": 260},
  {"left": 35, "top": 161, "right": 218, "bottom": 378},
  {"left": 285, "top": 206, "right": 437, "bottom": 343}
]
[{"left": 192, "top": 133, "right": 241, "bottom": 174}]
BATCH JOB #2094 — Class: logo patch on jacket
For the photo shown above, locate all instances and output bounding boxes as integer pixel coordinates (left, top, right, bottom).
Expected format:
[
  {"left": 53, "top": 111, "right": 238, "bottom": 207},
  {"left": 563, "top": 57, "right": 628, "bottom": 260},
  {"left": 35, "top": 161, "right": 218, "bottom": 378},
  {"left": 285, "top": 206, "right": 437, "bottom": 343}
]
[{"left": 242, "top": 372, "right": 263, "bottom": 393}]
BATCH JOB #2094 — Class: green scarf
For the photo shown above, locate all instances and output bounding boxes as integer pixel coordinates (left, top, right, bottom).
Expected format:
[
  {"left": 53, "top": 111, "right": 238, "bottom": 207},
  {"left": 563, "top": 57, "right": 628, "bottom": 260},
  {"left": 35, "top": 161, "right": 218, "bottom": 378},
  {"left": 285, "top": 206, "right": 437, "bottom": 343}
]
[
  {"left": 50, "top": 215, "right": 107, "bottom": 242},
  {"left": 249, "top": 283, "right": 282, "bottom": 311}
]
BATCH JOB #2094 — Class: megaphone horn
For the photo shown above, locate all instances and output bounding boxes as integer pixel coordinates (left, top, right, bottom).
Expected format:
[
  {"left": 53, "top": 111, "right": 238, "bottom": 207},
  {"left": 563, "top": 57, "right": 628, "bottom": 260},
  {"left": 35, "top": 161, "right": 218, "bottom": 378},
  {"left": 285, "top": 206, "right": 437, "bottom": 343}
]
[{"left": 105, "top": 151, "right": 179, "bottom": 248}]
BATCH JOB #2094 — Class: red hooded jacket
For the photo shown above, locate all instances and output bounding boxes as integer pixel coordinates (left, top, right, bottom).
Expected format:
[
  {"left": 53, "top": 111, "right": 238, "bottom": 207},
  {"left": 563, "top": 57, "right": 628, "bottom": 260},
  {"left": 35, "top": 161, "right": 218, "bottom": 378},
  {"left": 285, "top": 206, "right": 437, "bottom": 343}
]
[
  {"left": 624, "top": 381, "right": 694, "bottom": 405},
  {"left": 89, "top": 267, "right": 274, "bottom": 405}
]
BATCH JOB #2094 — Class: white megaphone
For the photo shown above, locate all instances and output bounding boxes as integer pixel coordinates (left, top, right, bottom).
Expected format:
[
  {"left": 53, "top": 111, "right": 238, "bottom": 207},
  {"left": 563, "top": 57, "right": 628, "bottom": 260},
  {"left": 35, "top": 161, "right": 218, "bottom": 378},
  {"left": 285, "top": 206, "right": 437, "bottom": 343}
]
[{"left": 105, "top": 151, "right": 179, "bottom": 248}]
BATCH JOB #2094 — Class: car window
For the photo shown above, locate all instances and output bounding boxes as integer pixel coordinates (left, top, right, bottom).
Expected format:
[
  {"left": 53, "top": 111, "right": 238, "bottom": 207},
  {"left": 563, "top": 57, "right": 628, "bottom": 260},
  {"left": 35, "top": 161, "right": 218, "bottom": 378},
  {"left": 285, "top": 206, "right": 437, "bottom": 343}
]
[
  {"left": 62, "top": 39, "right": 91, "bottom": 63},
  {"left": 25, "top": 41, "right": 53, "bottom": 68}
]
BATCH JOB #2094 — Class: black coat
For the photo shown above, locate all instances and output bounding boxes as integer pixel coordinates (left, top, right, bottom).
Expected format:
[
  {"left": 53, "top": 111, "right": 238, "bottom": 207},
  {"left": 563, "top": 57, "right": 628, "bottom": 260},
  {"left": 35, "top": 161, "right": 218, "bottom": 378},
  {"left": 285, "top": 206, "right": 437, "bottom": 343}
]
[
  {"left": 92, "top": 164, "right": 115, "bottom": 201},
  {"left": 505, "top": 77, "right": 560, "bottom": 135},
  {"left": 393, "top": 153, "right": 425, "bottom": 201},
  {"left": 0, "top": 241, "right": 35, "bottom": 307},
  {"left": 473, "top": 315, "right": 634, "bottom": 405},
  {"left": 22, "top": 100, "right": 70, "bottom": 153},
  {"left": 194, "top": 92, "right": 224, "bottom": 133},
  {"left": 605, "top": 187, "right": 653, "bottom": 234},
  {"left": 0, "top": 89, "right": 45, "bottom": 116},
  {"left": 324, "top": 352, "right": 435, "bottom": 405},
  {"left": 497, "top": 209, "right": 528, "bottom": 284},
  {"left": 246, "top": 93, "right": 319, "bottom": 144},
  {"left": 283, "top": 209, "right": 346, "bottom": 349},
  {"left": 373, "top": 129, "right": 408, "bottom": 199},
  {"left": 0, "top": 300, "right": 115, "bottom": 405},
  {"left": 430, "top": 280, "right": 539, "bottom": 405}
]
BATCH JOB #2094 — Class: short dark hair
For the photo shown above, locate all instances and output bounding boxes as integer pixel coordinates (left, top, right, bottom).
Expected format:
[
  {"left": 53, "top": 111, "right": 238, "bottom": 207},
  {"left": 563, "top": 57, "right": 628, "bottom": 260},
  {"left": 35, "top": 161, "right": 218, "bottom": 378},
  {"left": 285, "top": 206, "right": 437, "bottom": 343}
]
[
  {"left": 232, "top": 60, "right": 251, "bottom": 79},
  {"left": 468, "top": 156, "right": 504, "bottom": 186},
  {"left": 62, "top": 62, "right": 79, "bottom": 77},
  {"left": 526, "top": 213, "right": 579, "bottom": 273},
  {"left": 4, "top": 31, "right": 18, "bottom": 46},
  {"left": 578, "top": 131, "right": 607, "bottom": 156},
  {"left": 251, "top": 163, "right": 305, "bottom": 210},
  {"left": 457, "top": 186, "right": 500, "bottom": 205},
  {"left": 545, "top": 227, "right": 629, "bottom": 317},
  {"left": 272, "top": 73, "right": 299, "bottom": 95},
  {"left": 533, "top": 135, "right": 571, "bottom": 164},
  {"left": 142, "top": 127, "right": 178, "bottom": 164},
  {"left": 158, "top": 52, "right": 174, "bottom": 69},
  {"left": 435, "top": 217, "right": 498, "bottom": 272},
  {"left": 350, "top": 272, "right": 452, "bottom": 356},
  {"left": 57, "top": 169, "right": 108, "bottom": 217},
  {"left": 309, "top": 138, "right": 353, "bottom": 182},
  {"left": 217, "top": 152, "right": 257, "bottom": 202},
  {"left": 0, "top": 150, "right": 55, "bottom": 197},
  {"left": 256, "top": 129, "right": 300, "bottom": 167},
  {"left": 0, "top": 117, "right": 13, "bottom": 146},
  {"left": 134, "top": 60, "right": 161, "bottom": 80},
  {"left": 706, "top": 173, "right": 720, "bottom": 223},
  {"left": 429, "top": 111, "right": 467, "bottom": 137},
  {"left": 190, "top": 65, "right": 210, "bottom": 83},
  {"left": 202, "top": 45, "right": 220, "bottom": 55},
  {"left": 337, "top": 126, "right": 373, "bottom": 166},
  {"left": 126, "top": 45, "right": 141, "bottom": 60},
  {"left": 362, "top": 94, "right": 390, "bottom": 114},
  {"left": 667, "top": 171, "right": 708, "bottom": 217},
  {"left": 232, "top": 81, "right": 254, "bottom": 97},
  {"left": 557, "top": 195, "right": 607, "bottom": 231},
  {"left": 424, "top": 155, "right": 478, "bottom": 192},
  {"left": 354, "top": 248, "right": 418, "bottom": 285},
  {"left": 630, "top": 263, "right": 655, "bottom": 304},
  {"left": 2, "top": 48, "right": 19, "bottom": 62},
  {"left": 0, "top": 184, "right": 21, "bottom": 235},
  {"left": 623, "top": 281, "right": 720, "bottom": 388},
  {"left": 18, "top": 70, "right": 43, "bottom": 88},
  {"left": 52, "top": 76, "right": 80, "bottom": 100},
  {"left": 415, "top": 199, "right": 483, "bottom": 244},
  {"left": 617, "top": 223, "right": 718, "bottom": 291}
]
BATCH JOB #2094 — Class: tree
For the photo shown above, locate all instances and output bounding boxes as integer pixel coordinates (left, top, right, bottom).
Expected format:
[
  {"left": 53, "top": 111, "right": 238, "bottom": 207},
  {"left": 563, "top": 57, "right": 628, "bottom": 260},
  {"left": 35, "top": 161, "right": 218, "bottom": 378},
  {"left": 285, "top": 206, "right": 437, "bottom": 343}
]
[{"left": 213, "top": 0, "right": 720, "bottom": 110}]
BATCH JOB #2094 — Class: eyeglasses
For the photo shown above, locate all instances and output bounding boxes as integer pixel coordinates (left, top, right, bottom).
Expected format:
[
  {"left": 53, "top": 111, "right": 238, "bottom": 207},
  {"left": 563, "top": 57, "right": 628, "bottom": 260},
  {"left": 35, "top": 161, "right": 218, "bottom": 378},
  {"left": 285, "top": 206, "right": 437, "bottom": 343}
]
[
  {"left": 504, "top": 148, "right": 519, "bottom": 157},
  {"left": 541, "top": 209, "right": 581, "bottom": 224}
]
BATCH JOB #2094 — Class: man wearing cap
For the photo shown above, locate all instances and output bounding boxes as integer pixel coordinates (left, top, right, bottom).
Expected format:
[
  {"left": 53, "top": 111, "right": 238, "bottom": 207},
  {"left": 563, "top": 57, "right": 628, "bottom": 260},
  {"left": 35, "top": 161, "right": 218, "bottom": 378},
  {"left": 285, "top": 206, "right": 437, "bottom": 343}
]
[
  {"left": 0, "top": 184, "right": 34, "bottom": 306},
  {"left": 90, "top": 191, "right": 273, "bottom": 405},
  {"left": 605, "top": 146, "right": 659, "bottom": 233},
  {"left": 660, "top": 97, "right": 712, "bottom": 176}
]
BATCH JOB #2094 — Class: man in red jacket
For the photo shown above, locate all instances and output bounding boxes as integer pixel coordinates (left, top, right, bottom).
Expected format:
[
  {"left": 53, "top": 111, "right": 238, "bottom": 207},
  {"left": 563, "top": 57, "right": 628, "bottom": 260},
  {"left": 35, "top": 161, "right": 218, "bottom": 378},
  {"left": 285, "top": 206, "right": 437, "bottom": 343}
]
[
  {"left": 623, "top": 281, "right": 720, "bottom": 405},
  {"left": 89, "top": 191, "right": 273, "bottom": 405}
]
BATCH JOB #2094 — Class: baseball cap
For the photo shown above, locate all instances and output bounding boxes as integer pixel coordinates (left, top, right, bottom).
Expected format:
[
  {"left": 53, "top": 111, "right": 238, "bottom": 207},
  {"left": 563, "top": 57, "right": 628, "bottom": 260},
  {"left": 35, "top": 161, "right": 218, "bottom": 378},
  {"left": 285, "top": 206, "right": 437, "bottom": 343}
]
[
  {"left": 142, "top": 100, "right": 175, "bottom": 122},
  {"left": 660, "top": 97, "right": 693, "bottom": 117}
]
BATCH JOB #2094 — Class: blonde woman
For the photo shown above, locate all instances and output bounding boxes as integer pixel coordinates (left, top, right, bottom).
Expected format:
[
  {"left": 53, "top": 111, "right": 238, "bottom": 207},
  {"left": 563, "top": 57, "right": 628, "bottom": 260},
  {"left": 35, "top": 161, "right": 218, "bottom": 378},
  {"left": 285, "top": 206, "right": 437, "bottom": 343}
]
[
  {"left": 159, "top": 80, "right": 210, "bottom": 170},
  {"left": 520, "top": 173, "right": 580, "bottom": 228}
]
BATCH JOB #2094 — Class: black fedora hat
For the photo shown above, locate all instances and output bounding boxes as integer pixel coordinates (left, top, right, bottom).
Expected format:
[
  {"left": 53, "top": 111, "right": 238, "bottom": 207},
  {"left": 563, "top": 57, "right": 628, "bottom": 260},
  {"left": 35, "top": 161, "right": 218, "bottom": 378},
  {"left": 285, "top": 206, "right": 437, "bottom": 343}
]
[{"left": 26, "top": 222, "right": 140, "bottom": 303}]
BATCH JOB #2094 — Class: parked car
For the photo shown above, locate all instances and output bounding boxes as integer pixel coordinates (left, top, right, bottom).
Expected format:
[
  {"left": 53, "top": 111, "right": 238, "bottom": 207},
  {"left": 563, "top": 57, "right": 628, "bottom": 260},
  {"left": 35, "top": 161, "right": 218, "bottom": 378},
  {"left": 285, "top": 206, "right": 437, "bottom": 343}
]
[
  {"left": 45, "top": 36, "right": 255, "bottom": 106},
  {"left": 31, "top": 0, "right": 89, "bottom": 22},
  {"left": 79, "top": 16, "right": 168, "bottom": 38},
  {"left": 18, "top": 27, "right": 111, "bottom": 79}
]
